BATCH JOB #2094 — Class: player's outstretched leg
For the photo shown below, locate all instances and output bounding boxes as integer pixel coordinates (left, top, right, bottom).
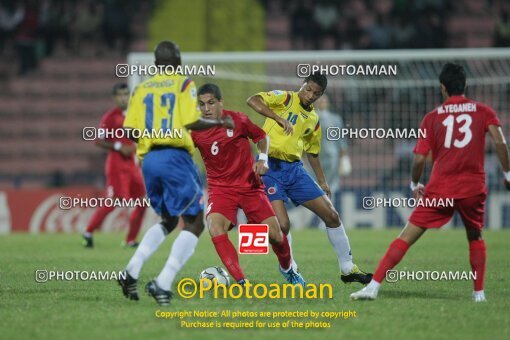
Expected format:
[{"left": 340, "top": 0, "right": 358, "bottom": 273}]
[
  {"left": 270, "top": 200, "right": 299, "bottom": 271},
  {"left": 148, "top": 213, "right": 204, "bottom": 305},
  {"left": 208, "top": 213, "right": 247, "bottom": 285},
  {"left": 119, "top": 214, "right": 179, "bottom": 301},
  {"left": 265, "top": 216, "right": 306, "bottom": 286},
  {"left": 351, "top": 222, "right": 425, "bottom": 300},
  {"left": 302, "top": 196, "right": 372, "bottom": 284},
  {"left": 465, "top": 227, "right": 487, "bottom": 302},
  {"left": 82, "top": 205, "right": 115, "bottom": 248}
]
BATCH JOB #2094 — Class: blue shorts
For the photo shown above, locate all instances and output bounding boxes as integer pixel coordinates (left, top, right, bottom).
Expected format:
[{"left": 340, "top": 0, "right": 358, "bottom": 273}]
[
  {"left": 262, "top": 157, "right": 324, "bottom": 206},
  {"left": 142, "top": 148, "right": 203, "bottom": 216}
]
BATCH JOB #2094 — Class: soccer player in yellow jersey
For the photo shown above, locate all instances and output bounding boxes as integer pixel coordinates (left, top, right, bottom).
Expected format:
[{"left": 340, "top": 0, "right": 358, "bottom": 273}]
[
  {"left": 247, "top": 72, "right": 372, "bottom": 285},
  {"left": 118, "top": 41, "right": 233, "bottom": 306}
]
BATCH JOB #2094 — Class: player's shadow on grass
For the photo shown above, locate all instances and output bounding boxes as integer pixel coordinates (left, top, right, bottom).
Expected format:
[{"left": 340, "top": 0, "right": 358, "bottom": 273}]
[{"left": 382, "top": 290, "right": 458, "bottom": 300}]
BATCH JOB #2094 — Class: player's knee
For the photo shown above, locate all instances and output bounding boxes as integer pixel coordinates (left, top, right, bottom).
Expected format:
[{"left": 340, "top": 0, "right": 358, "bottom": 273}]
[
  {"left": 323, "top": 209, "right": 340, "bottom": 227},
  {"left": 208, "top": 223, "right": 225, "bottom": 238},
  {"left": 279, "top": 220, "right": 291, "bottom": 235},
  {"left": 268, "top": 228, "right": 283, "bottom": 245},
  {"left": 263, "top": 217, "right": 283, "bottom": 244},
  {"left": 182, "top": 214, "right": 205, "bottom": 238},
  {"left": 160, "top": 215, "right": 179, "bottom": 235},
  {"left": 183, "top": 222, "right": 204, "bottom": 238}
]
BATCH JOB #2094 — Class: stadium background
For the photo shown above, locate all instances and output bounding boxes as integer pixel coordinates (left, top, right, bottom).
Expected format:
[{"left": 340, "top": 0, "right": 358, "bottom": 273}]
[{"left": 1, "top": 0, "right": 510, "bottom": 235}]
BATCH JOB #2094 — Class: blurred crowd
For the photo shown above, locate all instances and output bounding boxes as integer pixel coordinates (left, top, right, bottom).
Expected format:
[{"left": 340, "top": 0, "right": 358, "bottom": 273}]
[
  {"left": 494, "top": 8, "right": 510, "bottom": 47},
  {"left": 261, "top": 0, "right": 510, "bottom": 50},
  {"left": 3, "top": 0, "right": 510, "bottom": 76},
  {"left": 0, "top": 0, "right": 147, "bottom": 75},
  {"left": 289, "top": 0, "right": 452, "bottom": 50}
]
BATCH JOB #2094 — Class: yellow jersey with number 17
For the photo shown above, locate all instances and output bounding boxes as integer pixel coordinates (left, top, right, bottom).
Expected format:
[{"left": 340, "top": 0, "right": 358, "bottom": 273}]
[
  {"left": 124, "top": 74, "right": 200, "bottom": 160},
  {"left": 258, "top": 90, "right": 321, "bottom": 162}
]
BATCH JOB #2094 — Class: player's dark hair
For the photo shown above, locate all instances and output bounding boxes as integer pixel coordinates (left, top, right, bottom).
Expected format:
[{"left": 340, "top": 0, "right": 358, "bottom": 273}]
[
  {"left": 198, "top": 83, "right": 222, "bottom": 101},
  {"left": 304, "top": 72, "right": 327, "bottom": 91},
  {"left": 154, "top": 40, "right": 181, "bottom": 67},
  {"left": 439, "top": 63, "right": 466, "bottom": 96},
  {"left": 112, "top": 83, "right": 128, "bottom": 95}
]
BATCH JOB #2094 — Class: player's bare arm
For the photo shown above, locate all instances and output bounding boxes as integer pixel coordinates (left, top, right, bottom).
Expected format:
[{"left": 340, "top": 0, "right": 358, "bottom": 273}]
[
  {"left": 246, "top": 94, "right": 293, "bottom": 135},
  {"left": 253, "top": 136, "right": 270, "bottom": 175},
  {"left": 410, "top": 153, "right": 427, "bottom": 199},
  {"left": 96, "top": 139, "right": 135, "bottom": 158},
  {"left": 306, "top": 152, "right": 331, "bottom": 197},
  {"left": 194, "top": 89, "right": 234, "bottom": 130},
  {"left": 185, "top": 116, "right": 234, "bottom": 131},
  {"left": 488, "top": 124, "right": 510, "bottom": 190}
]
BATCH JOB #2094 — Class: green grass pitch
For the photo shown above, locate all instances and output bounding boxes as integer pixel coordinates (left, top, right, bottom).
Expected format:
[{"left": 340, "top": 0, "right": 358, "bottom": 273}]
[{"left": 1, "top": 229, "right": 509, "bottom": 340}]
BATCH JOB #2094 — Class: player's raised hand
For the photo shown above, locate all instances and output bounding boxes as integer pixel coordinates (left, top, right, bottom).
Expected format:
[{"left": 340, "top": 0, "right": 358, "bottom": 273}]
[
  {"left": 276, "top": 116, "right": 293, "bottom": 135},
  {"left": 253, "top": 160, "right": 269, "bottom": 176},
  {"left": 318, "top": 181, "right": 331, "bottom": 198},
  {"left": 220, "top": 116, "right": 235, "bottom": 129},
  {"left": 504, "top": 180, "right": 510, "bottom": 191},
  {"left": 412, "top": 183, "right": 425, "bottom": 199}
]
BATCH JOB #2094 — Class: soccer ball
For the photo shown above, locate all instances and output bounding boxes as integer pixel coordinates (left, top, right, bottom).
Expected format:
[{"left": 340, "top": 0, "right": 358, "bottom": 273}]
[{"left": 199, "top": 266, "right": 231, "bottom": 288}]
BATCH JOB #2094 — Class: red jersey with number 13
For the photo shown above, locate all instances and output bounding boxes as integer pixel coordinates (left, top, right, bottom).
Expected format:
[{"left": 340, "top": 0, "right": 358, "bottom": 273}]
[
  {"left": 414, "top": 95, "right": 501, "bottom": 198},
  {"left": 191, "top": 110, "right": 266, "bottom": 189}
]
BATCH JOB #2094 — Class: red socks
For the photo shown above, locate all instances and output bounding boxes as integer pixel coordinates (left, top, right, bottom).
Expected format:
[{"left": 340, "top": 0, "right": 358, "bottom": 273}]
[
  {"left": 373, "top": 238, "right": 410, "bottom": 283},
  {"left": 212, "top": 234, "right": 245, "bottom": 281},
  {"left": 126, "top": 206, "right": 146, "bottom": 243},
  {"left": 271, "top": 233, "right": 292, "bottom": 271},
  {"left": 469, "top": 240, "right": 486, "bottom": 291}
]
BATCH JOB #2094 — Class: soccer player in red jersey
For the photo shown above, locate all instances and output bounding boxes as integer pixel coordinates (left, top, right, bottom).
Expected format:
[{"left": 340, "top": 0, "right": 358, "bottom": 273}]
[
  {"left": 82, "top": 83, "right": 146, "bottom": 248},
  {"left": 351, "top": 63, "right": 510, "bottom": 302},
  {"left": 191, "top": 83, "right": 305, "bottom": 286}
]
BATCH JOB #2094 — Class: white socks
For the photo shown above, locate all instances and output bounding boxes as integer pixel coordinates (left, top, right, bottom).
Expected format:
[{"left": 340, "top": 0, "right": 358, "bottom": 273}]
[
  {"left": 126, "top": 223, "right": 166, "bottom": 279},
  {"left": 156, "top": 230, "right": 199, "bottom": 291},
  {"left": 366, "top": 280, "right": 381, "bottom": 291},
  {"left": 287, "top": 232, "right": 299, "bottom": 271},
  {"left": 326, "top": 223, "right": 354, "bottom": 274},
  {"left": 125, "top": 223, "right": 200, "bottom": 292},
  {"left": 472, "top": 290, "right": 486, "bottom": 302}
]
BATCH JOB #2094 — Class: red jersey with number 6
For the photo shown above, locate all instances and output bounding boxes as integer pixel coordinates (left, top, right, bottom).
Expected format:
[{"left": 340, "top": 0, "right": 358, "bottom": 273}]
[
  {"left": 414, "top": 95, "right": 501, "bottom": 198},
  {"left": 191, "top": 110, "right": 266, "bottom": 189}
]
